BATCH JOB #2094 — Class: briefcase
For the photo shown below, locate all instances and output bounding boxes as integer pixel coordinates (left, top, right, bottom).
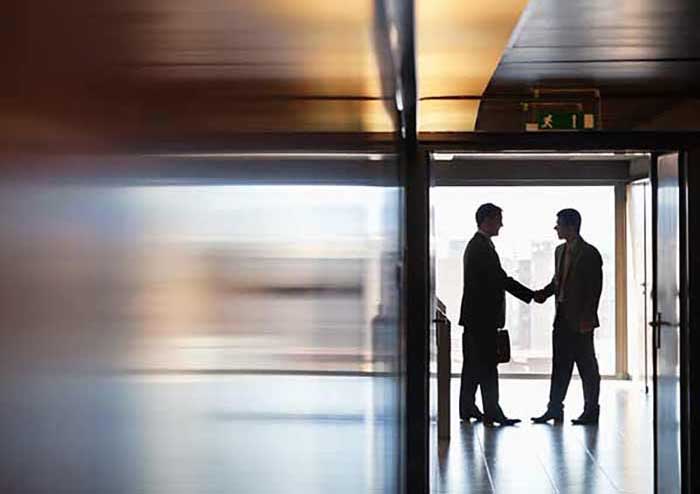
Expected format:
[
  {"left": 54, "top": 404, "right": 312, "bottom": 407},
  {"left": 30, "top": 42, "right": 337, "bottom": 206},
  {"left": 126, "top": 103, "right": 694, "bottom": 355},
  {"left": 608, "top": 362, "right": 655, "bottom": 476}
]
[{"left": 496, "top": 329, "right": 511, "bottom": 364}]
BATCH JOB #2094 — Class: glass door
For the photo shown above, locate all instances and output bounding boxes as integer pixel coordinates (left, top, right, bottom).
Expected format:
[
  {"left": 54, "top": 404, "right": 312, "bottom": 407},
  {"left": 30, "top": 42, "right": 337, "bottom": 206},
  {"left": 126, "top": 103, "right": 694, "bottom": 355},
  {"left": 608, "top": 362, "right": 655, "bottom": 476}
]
[{"left": 651, "top": 152, "right": 683, "bottom": 493}]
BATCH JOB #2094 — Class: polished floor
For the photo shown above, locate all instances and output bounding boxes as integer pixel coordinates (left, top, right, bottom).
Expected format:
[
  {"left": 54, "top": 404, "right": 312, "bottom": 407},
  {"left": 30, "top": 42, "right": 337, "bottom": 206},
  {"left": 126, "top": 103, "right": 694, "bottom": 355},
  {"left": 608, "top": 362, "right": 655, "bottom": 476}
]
[
  {"left": 1, "top": 374, "right": 650, "bottom": 493},
  {"left": 1, "top": 374, "right": 400, "bottom": 494},
  {"left": 430, "top": 378, "right": 653, "bottom": 494}
]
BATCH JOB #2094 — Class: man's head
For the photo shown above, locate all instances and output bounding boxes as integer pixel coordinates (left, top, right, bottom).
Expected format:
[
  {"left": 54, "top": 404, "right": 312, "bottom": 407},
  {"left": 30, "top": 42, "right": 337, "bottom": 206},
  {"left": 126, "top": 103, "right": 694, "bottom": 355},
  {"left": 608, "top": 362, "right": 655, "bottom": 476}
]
[
  {"left": 555, "top": 208, "right": 582, "bottom": 241},
  {"left": 476, "top": 203, "right": 503, "bottom": 237}
]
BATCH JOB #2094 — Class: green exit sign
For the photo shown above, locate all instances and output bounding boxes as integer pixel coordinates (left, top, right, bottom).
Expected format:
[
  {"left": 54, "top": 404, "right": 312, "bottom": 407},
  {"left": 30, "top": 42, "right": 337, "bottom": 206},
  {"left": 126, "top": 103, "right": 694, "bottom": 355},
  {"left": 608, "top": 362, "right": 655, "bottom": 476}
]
[{"left": 529, "top": 110, "right": 595, "bottom": 131}]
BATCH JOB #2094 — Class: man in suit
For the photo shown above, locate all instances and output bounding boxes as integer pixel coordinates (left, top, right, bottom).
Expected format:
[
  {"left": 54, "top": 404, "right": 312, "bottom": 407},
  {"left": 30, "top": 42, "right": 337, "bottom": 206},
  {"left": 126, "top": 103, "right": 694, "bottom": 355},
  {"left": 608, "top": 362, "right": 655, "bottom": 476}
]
[
  {"left": 532, "top": 208, "right": 603, "bottom": 425},
  {"left": 459, "top": 203, "right": 534, "bottom": 426}
]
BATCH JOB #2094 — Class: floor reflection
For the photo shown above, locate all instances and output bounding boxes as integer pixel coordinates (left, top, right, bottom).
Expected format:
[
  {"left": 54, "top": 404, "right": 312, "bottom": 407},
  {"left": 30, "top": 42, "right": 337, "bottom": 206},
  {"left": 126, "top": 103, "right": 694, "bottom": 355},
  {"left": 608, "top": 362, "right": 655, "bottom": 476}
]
[
  {"left": 431, "top": 379, "right": 652, "bottom": 494},
  {"left": 1, "top": 374, "right": 400, "bottom": 494}
]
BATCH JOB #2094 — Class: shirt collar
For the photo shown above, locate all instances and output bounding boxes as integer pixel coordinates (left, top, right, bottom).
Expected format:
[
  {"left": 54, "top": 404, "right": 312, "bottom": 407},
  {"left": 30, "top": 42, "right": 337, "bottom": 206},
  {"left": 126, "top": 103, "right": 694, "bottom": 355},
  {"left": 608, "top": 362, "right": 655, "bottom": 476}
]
[
  {"left": 477, "top": 229, "right": 495, "bottom": 249},
  {"left": 567, "top": 235, "right": 582, "bottom": 252}
]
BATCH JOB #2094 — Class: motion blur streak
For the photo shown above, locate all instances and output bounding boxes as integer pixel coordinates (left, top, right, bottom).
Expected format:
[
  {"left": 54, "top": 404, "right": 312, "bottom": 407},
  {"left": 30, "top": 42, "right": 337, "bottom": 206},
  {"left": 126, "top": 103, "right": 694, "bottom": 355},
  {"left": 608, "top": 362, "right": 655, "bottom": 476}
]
[
  {"left": 0, "top": 0, "right": 397, "bottom": 148},
  {"left": 0, "top": 0, "right": 405, "bottom": 491},
  {"left": 0, "top": 159, "right": 402, "bottom": 492}
]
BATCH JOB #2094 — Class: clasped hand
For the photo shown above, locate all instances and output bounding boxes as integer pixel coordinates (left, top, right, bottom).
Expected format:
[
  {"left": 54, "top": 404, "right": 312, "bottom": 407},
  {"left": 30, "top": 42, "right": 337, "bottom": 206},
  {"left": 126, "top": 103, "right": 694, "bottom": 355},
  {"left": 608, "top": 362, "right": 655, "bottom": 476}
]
[{"left": 532, "top": 290, "right": 548, "bottom": 304}]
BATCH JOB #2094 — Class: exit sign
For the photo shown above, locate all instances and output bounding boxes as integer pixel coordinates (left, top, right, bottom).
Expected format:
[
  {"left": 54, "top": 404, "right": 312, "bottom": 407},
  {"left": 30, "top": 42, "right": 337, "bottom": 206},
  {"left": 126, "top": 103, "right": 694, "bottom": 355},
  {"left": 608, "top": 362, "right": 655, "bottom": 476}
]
[{"left": 528, "top": 110, "right": 595, "bottom": 131}]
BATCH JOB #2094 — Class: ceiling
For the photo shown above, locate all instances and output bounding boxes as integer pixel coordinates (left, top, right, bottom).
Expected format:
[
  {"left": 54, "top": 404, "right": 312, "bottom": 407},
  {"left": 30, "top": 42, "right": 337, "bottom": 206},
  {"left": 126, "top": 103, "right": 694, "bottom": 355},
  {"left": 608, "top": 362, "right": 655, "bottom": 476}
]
[
  {"left": 416, "top": 0, "right": 529, "bottom": 131},
  {"left": 2, "top": 0, "right": 700, "bottom": 151},
  {"left": 491, "top": 0, "right": 700, "bottom": 95},
  {"left": 1, "top": 0, "right": 397, "bottom": 152},
  {"left": 479, "top": 0, "right": 700, "bottom": 131}
]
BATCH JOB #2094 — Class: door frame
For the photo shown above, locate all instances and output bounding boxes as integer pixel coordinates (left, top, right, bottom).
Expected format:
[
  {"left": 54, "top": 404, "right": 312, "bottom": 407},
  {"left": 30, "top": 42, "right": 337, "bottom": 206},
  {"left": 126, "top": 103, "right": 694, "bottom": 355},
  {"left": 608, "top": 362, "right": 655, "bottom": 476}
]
[
  {"left": 430, "top": 156, "right": 636, "bottom": 379},
  {"left": 406, "top": 132, "right": 699, "bottom": 494},
  {"left": 650, "top": 151, "right": 685, "bottom": 493}
]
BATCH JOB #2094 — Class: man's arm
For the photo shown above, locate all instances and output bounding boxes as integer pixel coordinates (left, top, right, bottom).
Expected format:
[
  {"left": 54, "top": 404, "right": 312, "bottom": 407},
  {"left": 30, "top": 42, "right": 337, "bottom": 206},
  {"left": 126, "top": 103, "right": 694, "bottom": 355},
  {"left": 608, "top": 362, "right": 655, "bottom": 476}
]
[
  {"left": 486, "top": 249, "right": 533, "bottom": 303},
  {"left": 579, "top": 249, "right": 603, "bottom": 332},
  {"left": 538, "top": 277, "right": 556, "bottom": 300},
  {"left": 504, "top": 276, "right": 534, "bottom": 303},
  {"left": 535, "top": 246, "right": 561, "bottom": 303}
]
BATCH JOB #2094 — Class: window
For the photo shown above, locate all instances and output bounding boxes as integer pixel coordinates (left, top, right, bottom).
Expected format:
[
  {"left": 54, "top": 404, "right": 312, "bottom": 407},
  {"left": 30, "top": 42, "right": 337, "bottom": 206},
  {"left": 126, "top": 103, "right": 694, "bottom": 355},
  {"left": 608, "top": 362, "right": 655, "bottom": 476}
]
[{"left": 433, "top": 186, "right": 616, "bottom": 375}]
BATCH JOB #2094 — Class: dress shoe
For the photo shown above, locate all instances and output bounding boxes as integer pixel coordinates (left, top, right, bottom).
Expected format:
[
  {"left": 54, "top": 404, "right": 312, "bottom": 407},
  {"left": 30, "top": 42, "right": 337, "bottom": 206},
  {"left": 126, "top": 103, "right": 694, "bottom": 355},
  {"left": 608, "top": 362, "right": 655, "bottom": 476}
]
[
  {"left": 571, "top": 408, "right": 599, "bottom": 425},
  {"left": 531, "top": 410, "right": 564, "bottom": 424},
  {"left": 460, "top": 407, "right": 484, "bottom": 422},
  {"left": 483, "top": 415, "right": 521, "bottom": 427}
]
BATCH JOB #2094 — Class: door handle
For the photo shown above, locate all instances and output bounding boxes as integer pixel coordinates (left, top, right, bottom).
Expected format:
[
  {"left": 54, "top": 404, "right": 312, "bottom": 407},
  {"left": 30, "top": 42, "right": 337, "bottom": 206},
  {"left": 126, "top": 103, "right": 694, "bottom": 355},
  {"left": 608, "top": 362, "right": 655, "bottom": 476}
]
[
  {"left": 648, "top": 318, "right": 678, "bottom": 328},
  {"left": 649, "top": 312, "right": 680, "bottom": 349},
  {"left": 648, "top": 320, "right": 673, "bottom": 328},
  {"left": 649, "top": 312, "right": 663, "bottom": 349}
]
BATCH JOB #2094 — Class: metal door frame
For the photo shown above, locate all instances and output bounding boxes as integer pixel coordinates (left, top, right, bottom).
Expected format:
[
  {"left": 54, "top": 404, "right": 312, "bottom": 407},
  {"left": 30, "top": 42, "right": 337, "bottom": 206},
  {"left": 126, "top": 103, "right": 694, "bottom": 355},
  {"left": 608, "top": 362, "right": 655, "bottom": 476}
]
[
  {"left": 405, "top": 132, "right": 699, "bottom": 494},
  {"left": 429, "top": 156, "right": 639, "bottom": 380},
  {"left": 650, "top": 151, "right": 685, "bottom": 493}
]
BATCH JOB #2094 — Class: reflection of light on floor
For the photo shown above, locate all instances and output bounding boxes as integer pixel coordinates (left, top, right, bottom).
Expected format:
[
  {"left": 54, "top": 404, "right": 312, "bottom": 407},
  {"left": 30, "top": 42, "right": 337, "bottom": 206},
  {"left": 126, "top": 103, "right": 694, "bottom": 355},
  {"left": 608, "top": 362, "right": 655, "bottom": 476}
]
[
  {"left": 7, "top": 374, "right": 401, "bottom": 493},
  {"left": 430, "top": 378, "right": 653, "bottom": 494}
]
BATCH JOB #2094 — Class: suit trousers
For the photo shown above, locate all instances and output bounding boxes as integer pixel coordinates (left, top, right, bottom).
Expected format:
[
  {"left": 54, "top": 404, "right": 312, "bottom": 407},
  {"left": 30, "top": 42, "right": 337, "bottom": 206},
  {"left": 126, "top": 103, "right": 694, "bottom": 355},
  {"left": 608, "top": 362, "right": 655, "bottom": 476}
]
[
  {"left": 547, "top": 314, "right": 601, "bottom": 414},
  {"left": 459, "top": 330, "right": 503, "bottom": 418}
]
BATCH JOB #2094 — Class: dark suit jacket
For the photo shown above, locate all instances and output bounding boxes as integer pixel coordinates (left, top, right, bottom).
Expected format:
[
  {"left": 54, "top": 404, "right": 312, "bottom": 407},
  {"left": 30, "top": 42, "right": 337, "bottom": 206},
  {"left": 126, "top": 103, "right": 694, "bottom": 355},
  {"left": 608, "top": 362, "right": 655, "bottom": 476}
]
[
  {"left": 458, "top": 233, "right": 533, "bottom": 331},
  {"left": 542, "top": 237, "right": 603, "bottom": 331}
]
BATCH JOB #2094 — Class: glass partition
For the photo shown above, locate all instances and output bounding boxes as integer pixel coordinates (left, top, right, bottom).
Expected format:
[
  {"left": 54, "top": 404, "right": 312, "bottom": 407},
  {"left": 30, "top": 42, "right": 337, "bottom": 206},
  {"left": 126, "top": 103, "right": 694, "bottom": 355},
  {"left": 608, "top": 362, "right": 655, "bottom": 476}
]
[{"left": 0, "top": 156, "right": 402, "bottom": 493}]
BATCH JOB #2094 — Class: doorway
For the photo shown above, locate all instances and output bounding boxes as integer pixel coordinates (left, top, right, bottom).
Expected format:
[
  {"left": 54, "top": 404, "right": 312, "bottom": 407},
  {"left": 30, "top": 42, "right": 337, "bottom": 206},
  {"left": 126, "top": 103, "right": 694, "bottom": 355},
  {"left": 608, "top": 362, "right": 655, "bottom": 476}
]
[{"left": 426, "top": 149, "right": 687, "bottom": 494}]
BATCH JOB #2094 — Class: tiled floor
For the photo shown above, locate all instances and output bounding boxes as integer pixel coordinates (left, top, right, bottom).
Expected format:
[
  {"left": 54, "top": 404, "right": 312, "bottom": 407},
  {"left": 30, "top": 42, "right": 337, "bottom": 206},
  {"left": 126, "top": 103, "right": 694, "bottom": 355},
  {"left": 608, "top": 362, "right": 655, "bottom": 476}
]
[{"left": 430, "top": 378, "right": 653, "bottom": 494}]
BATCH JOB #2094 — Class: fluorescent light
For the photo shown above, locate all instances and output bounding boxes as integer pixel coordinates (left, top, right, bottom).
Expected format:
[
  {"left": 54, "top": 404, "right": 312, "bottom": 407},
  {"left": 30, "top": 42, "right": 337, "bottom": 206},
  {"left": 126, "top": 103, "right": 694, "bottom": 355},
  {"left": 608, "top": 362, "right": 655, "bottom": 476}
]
[
  {"left": 148, "top": 153, "right": 395, "bottom": 161},
  {"left": 431, "top": 152, "right": 650, "bottom": 161}
]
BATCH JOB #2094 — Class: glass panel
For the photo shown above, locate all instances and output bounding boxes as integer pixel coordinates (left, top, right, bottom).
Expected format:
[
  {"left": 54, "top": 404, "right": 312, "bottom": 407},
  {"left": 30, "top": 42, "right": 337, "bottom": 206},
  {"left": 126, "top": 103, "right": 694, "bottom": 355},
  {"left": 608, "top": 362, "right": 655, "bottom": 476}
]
[
  {"left": 627, "top": 180, "right": 653, "bottom": 387},
  {"left": 432, "top": 186, "right": 616, "bottom": 375},
  {"left": 654, "top": 153, "right": 682, "bottom": 492},
  {"left": 0, "top": 163, "right": 402, "bottom": 493}
]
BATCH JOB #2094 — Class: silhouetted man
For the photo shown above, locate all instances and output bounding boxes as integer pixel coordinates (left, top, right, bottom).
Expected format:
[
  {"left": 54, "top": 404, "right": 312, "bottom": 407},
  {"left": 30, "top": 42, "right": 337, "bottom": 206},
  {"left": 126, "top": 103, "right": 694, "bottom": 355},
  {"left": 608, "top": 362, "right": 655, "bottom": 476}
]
[
  {"left": 459, "top": 203, "right": 534, "bottom": 426},
  {"left": 532, "top": 208, "right": 603, "bottom": 425}
]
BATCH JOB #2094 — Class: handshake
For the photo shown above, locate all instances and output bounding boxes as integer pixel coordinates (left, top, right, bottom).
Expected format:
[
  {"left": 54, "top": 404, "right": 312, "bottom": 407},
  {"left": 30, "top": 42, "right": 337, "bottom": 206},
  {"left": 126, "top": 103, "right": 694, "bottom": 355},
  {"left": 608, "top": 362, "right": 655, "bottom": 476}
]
[{"left": 531, "top": 289, "right": 549, "bottom": 304}]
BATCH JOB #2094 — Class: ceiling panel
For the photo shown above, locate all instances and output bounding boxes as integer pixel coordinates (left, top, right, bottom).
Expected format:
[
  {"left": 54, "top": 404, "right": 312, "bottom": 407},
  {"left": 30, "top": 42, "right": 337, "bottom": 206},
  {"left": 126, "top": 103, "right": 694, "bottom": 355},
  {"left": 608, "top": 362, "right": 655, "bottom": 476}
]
[
  {"left": 416, "top": 0, "right": 529, "bottom": 131},
  {"left": 5, "top": 0, "right": 700, "bottom": 141},
  {"left": 418, "top": 0, "right": 700, "bottom": 131},
  {"left": 1, "top": 0, "right": 397, "bottom": 151},
  {"left": 487, "top": 0, "right": 700, "bottom": 96}
]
